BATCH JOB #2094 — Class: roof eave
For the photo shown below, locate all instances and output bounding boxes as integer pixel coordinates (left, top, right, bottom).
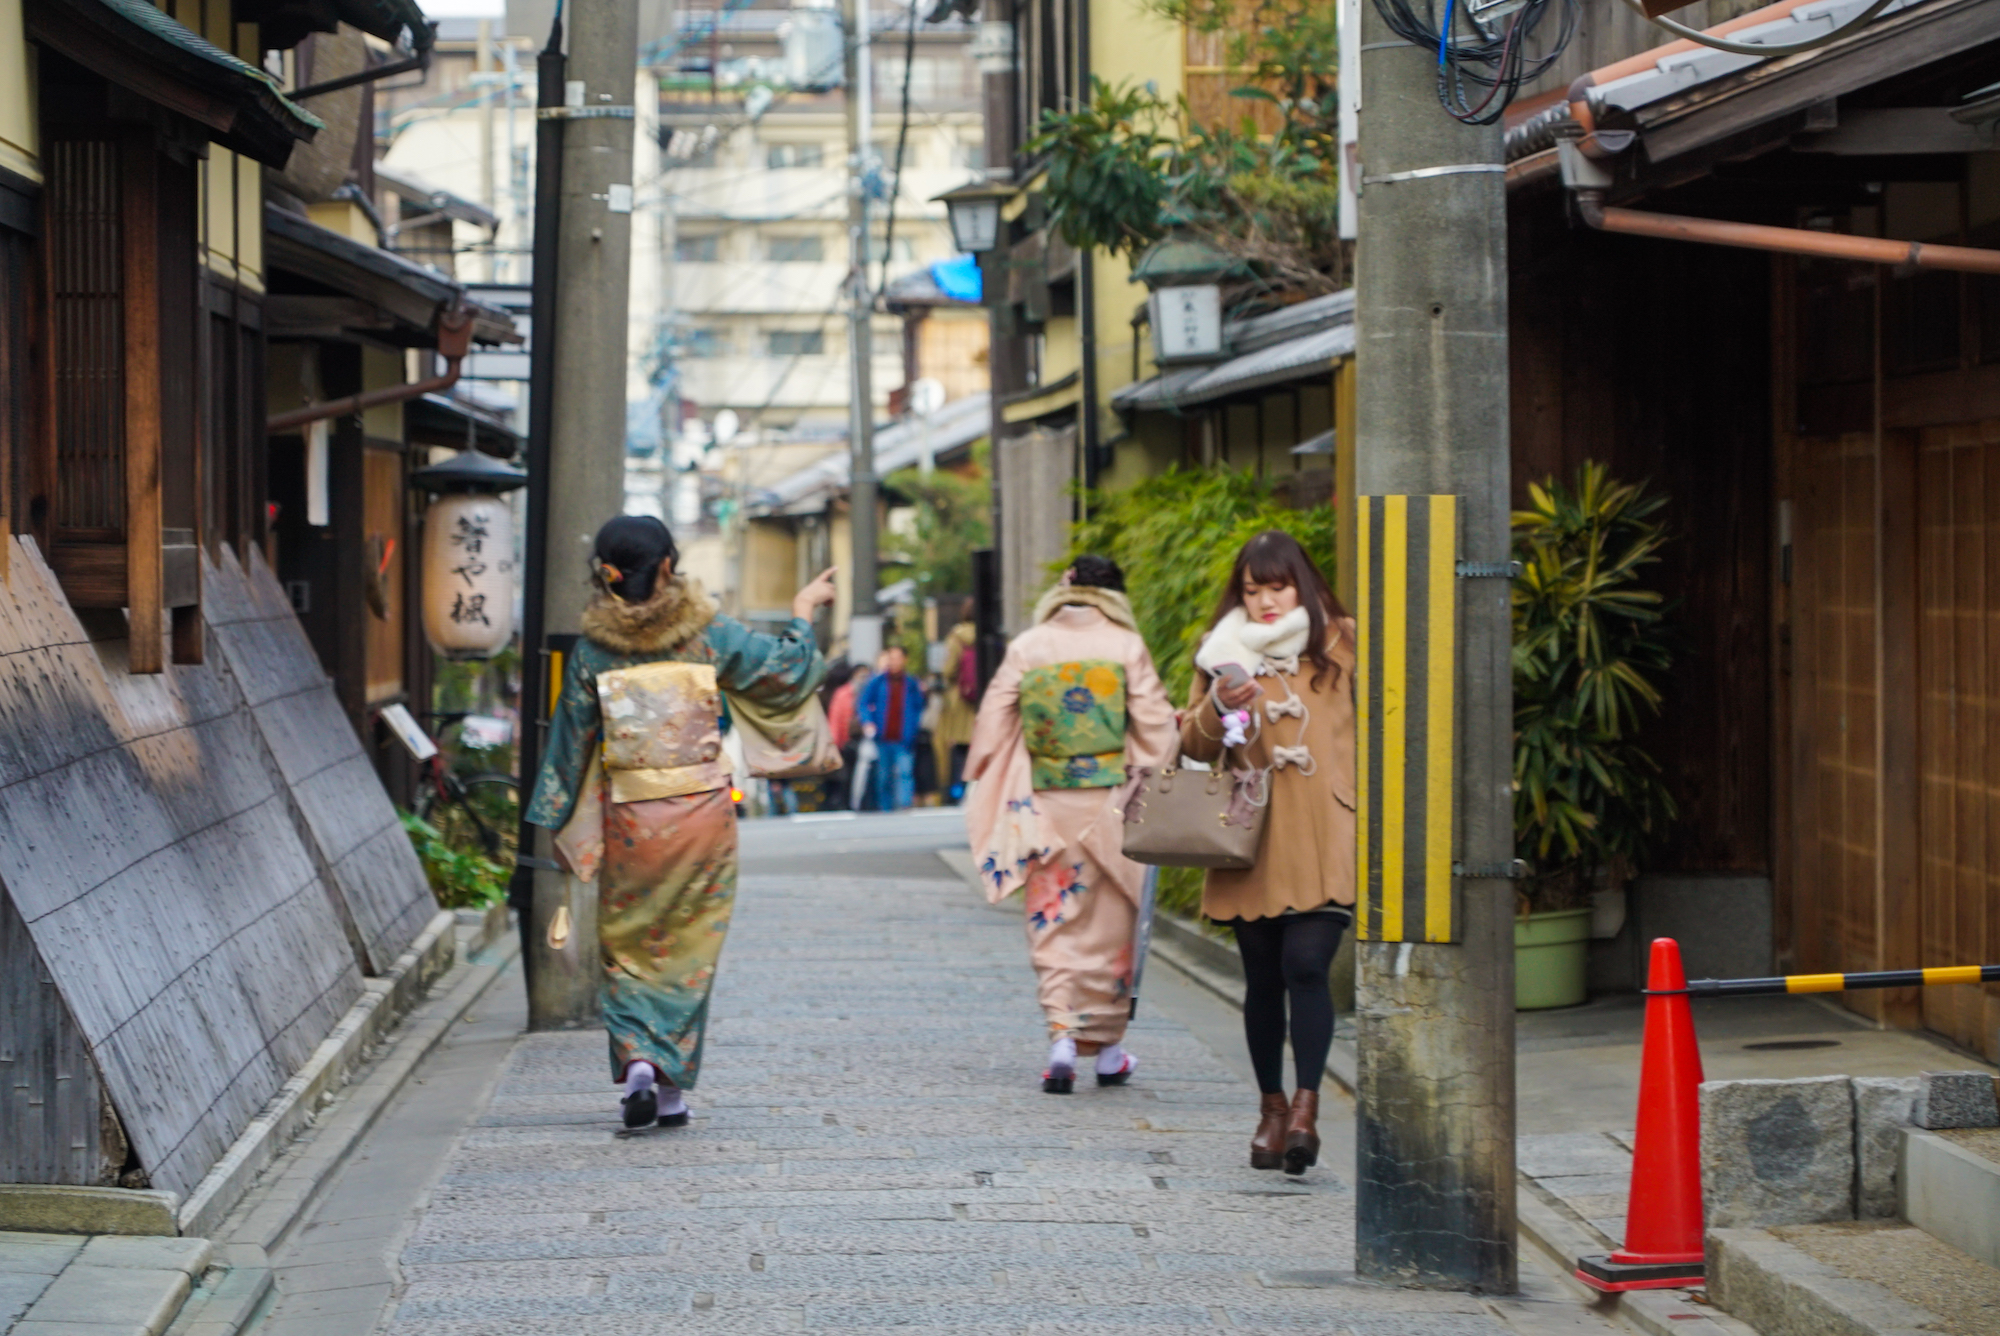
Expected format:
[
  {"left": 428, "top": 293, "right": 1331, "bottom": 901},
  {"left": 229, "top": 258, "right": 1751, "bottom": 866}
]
[{"left": 29, "top": 0, "right": 321, "bottom": 167}]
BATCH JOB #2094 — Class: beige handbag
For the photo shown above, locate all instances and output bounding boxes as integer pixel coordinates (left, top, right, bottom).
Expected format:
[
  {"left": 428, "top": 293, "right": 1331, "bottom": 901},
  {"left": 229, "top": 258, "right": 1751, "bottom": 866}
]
[
  {"left": 1120, "top": 757, "right": 1271, "bottom": 869},
  {"left": 730, "top": 691, "right": 842, "bottom": 779}
]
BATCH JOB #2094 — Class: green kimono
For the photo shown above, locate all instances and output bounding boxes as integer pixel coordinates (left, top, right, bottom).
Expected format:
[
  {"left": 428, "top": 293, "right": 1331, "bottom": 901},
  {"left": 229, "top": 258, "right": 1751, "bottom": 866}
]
[{"left": 527, "top": 574, "right": 824, "bottom": 1088}]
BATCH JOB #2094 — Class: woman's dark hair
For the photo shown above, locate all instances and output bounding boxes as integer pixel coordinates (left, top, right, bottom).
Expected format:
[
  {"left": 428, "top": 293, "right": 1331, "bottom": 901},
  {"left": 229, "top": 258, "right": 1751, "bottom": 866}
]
[
  {"left": 1207, "top": 530, "right": 1349, "bottom": 690},
  {"left": 1068, "top": 554, "right": 1125, "bottom": 591},
  {"left": 592, "top": 515, "right": 679, "bottom": 603}
]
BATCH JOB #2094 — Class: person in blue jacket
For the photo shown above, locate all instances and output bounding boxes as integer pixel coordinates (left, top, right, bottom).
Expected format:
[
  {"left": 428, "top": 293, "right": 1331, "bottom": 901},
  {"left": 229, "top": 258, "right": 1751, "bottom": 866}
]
[{"left": 856, "top": 643, "right": 926, "bottom": 811}]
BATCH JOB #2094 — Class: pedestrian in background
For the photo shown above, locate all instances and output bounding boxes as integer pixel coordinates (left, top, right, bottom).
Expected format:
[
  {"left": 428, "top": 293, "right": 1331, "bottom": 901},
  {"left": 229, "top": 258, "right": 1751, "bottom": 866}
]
[
  {"left": 826, "top": 660, "right": 869, "bottom": 811},
  {"left": 857, "top": 643, "right": 924, "bottom": 811},
  {"left": 935, "top": 600, "right": 979, "bottom": 802},
  {"left": 1182, "top": 529, "right": 1356, "bottom": 1174},
  {"left": 526, "top": 516, "right": 834, "bottom": 1129},
  {"left": 965, "top": 556, "right": 1177, "bottom": 1092}
]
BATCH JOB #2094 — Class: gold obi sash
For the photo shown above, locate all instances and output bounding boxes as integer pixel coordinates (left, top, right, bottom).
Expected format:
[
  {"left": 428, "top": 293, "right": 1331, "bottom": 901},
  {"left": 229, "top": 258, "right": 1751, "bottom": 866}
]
[{"left": 596, "top": 660, "right": 730, "bottom": 803}]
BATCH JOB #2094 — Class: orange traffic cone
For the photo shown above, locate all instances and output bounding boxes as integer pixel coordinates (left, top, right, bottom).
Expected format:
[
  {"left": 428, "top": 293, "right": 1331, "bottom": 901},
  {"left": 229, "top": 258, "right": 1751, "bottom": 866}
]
[{"left": 1576, "top": 937, "right": 1707, "bottom": 1292}]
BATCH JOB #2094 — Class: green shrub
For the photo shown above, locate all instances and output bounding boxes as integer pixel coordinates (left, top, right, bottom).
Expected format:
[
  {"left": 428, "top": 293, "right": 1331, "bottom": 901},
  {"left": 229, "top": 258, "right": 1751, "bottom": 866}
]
[
  {"left": 400, "top": 810, "right": 510, "bottom": 909},
  {"left": 1511, "top": 462, "right": 1678, "bottom": 913}
]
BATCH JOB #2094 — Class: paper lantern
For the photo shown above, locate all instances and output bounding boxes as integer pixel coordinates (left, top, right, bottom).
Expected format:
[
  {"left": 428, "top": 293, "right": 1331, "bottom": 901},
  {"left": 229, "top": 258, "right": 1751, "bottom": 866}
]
[{"left": 422, "top": 492, "right": 517, "bottom": 659}]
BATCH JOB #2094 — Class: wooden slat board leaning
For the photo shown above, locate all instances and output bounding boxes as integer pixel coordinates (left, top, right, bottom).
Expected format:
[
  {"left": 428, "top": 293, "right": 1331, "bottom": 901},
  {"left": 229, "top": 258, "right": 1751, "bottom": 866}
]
[{"left": 0, "top": 536, "right": 438, "bottom": 1197}]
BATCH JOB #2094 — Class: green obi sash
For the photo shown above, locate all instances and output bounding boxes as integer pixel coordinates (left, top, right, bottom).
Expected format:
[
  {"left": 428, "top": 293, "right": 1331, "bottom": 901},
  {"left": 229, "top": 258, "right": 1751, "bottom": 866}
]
[{"left": 1020, "top": 659, "right": 1128, "bottom": 789}]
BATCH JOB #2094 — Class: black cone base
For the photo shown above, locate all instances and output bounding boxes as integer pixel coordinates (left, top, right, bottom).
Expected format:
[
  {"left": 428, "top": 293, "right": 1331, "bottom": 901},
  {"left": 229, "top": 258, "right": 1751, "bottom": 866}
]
[{"left": 1575, "top": 1253, "right": 1705, "bottom": 1293}]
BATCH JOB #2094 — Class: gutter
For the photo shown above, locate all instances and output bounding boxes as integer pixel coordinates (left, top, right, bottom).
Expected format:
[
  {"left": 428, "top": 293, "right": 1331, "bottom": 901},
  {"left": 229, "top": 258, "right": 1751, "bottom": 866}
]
[
  {"left": 267, "top": 306, "right": 475, "bottom": 432},
  {"left": 1560, "top": 139, "right": 2000, "bottom": 277},
  {"left": 293, "top": 21, "right": 438, "bottom": 101},
  {"left": 1573, "top": 192, "right": 2000, "bottom": 276}
]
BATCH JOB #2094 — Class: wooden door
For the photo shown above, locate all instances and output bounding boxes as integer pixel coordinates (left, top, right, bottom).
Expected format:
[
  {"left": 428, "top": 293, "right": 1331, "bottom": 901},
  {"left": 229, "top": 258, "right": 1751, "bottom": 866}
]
[
  {"left": 1914, "top": 420, "right": 2000, "bottom": 1060},
  {"left": 1786, "top": 430, "right": 1884, "bottom": 983}
]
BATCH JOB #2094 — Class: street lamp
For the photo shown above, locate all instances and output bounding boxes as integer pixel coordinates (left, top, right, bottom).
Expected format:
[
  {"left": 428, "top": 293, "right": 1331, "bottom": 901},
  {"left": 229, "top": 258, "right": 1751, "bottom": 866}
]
[
  {"left": 409, "top": 448, "right": 529, "bottom": 660},
  {"left": 933, "top": 178, "right": 1012, "bottom": 256},
  {"left": 1131, "top": 229, "right": 1246, "bottom": 365}
]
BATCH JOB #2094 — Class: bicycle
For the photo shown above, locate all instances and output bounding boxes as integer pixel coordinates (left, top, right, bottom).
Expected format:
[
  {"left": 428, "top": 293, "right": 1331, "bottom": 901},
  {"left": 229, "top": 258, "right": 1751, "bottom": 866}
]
[{"left": 411, "top": 711, "right": 521, "bottom": 867}]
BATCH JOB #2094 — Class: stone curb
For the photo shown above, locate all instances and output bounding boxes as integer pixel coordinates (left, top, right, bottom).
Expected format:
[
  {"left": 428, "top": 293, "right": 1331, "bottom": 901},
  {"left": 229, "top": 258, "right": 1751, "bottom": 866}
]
[
  {"left": 177, "top": 910, "right": 461, "bottom": 1240},
  {"left": 161, "top": 1244, "right": 275, "bottom": 1336},
  {"left": 1517, "top": 1180, "right": 1759, "bottom": 1336},
  {"left": 0, "top": 1185, "right": 181, "bottom": 1238},
  {"left": 12, "top": 1237, "right": 214, "bottom": 1336},
  {"left": 1705, "top": 1227, "right": 1942, "bottom": 1336},
  {"left": 218, "top": 923, "right": 521, "bottom": 1258},
  {"left": 455, "top": 901, "right": 511, "bottom": 959}
]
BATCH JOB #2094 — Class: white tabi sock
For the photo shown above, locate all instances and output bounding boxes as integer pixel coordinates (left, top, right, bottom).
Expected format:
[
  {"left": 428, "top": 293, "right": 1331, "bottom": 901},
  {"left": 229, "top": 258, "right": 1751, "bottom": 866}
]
[
  {"left": 624, "top": 1061, "right": 657, "bottom": 1099},
  {"left": 1047, "top": 1035, "right": 1077, "bottom": 1076},
  {"left": 656, "top": 1087, "right": 687, "bottom": 1118},
  {"left": 1095, "top": 1043, "right": 1132, "bottom": 1076}
]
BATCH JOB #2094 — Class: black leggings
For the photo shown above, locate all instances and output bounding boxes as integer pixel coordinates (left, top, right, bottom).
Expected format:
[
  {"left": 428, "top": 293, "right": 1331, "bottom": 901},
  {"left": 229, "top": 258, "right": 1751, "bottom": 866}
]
[{"left": 1232, "top": 912, "right": 1349, "bottom": 1094}]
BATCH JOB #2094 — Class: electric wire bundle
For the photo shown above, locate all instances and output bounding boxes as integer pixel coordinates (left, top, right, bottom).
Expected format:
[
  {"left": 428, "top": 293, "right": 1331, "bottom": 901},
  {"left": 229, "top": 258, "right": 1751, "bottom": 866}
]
[{"left": 1369, "top": 0, "right": 1580, "bottom": 125}]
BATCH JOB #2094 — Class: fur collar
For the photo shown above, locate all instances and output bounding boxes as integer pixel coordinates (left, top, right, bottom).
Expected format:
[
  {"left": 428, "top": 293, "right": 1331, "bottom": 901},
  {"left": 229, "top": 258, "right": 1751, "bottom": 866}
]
[
  {"left": 580, "top": 573, "right": 718, "bottom": 654},
  {"left": 1032, "top": 582, "right": 1139, "bottom": 632}
]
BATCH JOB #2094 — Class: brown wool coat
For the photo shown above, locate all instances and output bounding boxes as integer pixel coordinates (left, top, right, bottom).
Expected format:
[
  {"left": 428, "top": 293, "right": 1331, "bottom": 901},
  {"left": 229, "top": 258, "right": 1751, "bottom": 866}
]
[{"left": 1178, "top": 625, "right": 1358, "bottom": 922}]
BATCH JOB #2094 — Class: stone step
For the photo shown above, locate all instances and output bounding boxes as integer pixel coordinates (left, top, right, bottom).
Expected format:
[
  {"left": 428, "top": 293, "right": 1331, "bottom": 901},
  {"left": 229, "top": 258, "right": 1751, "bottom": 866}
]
[
  {"left": 1900, "top": 1125, "right": 2000, "bottom": 1271},
  {"left": 1709, "top": 1221, "right": 2000, "bottom": 1336}
]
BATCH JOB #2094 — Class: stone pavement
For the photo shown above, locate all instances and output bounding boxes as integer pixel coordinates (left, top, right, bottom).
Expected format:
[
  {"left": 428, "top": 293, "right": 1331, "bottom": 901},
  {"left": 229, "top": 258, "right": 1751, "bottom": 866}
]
[
  {"left": 1, "top": 1232, "right": 211, "bottom": 1335},
  {"left": 342, "top": 819, "right": 1621, "bottom": 1336}
]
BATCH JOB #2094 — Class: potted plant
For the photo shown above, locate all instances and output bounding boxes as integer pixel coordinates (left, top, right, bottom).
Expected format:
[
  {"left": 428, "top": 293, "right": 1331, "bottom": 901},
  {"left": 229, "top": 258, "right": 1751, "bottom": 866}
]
[{"left": 1511, "top": 462, "right": 1677, "bottom": 1009}]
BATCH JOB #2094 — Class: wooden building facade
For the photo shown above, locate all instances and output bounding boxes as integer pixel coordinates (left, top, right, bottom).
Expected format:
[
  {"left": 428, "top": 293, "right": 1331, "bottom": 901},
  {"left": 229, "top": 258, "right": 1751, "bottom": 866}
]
[
  {"left": 0, "top": 0, "right": 504, "bottom": 1204},
  {"left": 1500, "top": 0, "right": 2000, "bottom": 1055}
]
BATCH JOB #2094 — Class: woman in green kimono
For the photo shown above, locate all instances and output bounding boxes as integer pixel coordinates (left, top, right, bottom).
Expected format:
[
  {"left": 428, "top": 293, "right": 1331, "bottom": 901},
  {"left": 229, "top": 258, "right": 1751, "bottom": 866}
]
[{"left": 527, "top": 515, "right": 834, "bottom": 1128}]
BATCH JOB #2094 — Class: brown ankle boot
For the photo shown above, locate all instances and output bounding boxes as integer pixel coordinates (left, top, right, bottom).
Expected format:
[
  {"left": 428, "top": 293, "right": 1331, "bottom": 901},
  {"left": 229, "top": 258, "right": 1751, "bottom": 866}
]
[
  {"left": 1283, "top": 1089, "right": 1320, "bottom": 1174},
  {"left": 1250, "top": 1092, "right": 1289, "bottom": 1170}
]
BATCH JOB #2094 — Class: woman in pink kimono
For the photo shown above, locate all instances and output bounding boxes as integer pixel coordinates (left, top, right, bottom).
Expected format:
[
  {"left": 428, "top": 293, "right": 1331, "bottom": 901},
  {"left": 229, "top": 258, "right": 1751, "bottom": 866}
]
[{"left": 965, "top": 556, "right": 1178, "bottom": 1092}]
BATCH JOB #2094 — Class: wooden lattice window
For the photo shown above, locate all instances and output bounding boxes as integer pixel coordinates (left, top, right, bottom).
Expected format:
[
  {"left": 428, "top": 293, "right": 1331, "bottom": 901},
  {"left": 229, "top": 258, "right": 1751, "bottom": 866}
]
[{"left": 40, "top": 130, "right": 203, "bottom": 671}]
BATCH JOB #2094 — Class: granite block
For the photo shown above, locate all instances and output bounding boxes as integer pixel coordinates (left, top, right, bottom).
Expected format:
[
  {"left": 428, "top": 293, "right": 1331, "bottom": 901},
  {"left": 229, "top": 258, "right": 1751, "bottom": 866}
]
[
  {"left": 1851, "top": 1076, "right": 1918, "bottom": 1219},
  {"left": 1700, "top": 1076, "right": 1854, "bottom": 1227},
  {"left": 1913, "top": 1070, "right": 1998, "bottom": 1130}
]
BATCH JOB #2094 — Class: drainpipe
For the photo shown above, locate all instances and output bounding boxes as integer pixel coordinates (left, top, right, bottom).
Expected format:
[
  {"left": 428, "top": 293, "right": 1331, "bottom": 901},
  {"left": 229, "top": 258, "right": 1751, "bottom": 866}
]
[
  {"left": 267, "top": 306, "right": 476, "bottom": 432},
  {"left": 1572, "top": 190, "right": 2000, "bottom": 276}
]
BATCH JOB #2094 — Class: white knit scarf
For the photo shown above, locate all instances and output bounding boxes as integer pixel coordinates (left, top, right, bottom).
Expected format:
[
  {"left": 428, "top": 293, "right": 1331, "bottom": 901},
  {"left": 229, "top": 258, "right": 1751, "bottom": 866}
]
[
  {"left": 1196, "top": 605, "right": 1312, "bottom": 678},
  {"left": 1194, "top": 606, "right": 1317, "bottom": 773}
]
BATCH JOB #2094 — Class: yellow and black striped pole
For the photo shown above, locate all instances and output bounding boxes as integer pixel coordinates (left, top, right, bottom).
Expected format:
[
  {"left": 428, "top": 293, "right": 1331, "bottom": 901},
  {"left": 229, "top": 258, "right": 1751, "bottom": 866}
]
[
  {"left": 1684, "top": 964, "right": 2000, "bottom": 998},
  {"left": 1355, "top": 494, "right": 1460, "bottom": 943}
]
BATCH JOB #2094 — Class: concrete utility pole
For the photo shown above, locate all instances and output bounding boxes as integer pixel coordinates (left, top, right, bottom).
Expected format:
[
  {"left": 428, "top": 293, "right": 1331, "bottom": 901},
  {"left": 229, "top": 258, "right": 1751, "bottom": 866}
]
[
  {"left": 973, "top": 0, "right": 1017, "bottom": 686},
  {"left": 523, "top": 0, "right": 640, "bottom": 1031},
  {"left": 479, "top": 19, "right": 496, "bottom": 282},
  {"left": 842, "top": 0, "right": 881, "bottom": 664},
  {"left": 1351, "top": 2, "right": 1517, "bottom": 1294}
]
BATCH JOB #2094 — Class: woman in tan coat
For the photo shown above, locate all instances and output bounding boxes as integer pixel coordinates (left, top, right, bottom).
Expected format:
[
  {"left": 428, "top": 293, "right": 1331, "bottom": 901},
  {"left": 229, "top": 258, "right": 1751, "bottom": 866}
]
[{"left": 1180, "top": 530, "right": 1356, "bottom": 1174}]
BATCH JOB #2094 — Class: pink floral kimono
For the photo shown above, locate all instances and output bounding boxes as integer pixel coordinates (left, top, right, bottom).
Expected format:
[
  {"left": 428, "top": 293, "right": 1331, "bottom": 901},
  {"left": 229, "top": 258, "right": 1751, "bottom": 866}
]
[{"left": 964, "top": 585, "right": 1178, "bottom": 1045}]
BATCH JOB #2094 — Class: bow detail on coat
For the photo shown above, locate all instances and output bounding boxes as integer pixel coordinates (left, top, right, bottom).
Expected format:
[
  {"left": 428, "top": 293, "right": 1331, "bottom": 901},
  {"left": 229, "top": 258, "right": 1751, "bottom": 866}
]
[
  {"left": 1264, "top": 695, "right": 1305, "bottom": 722},
  {"left": 1261, "top": 654, "right": 1302, "bottom": 678},
  {"left": 1271, "top": 744, "right": 1317, "bottom": 774}
]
